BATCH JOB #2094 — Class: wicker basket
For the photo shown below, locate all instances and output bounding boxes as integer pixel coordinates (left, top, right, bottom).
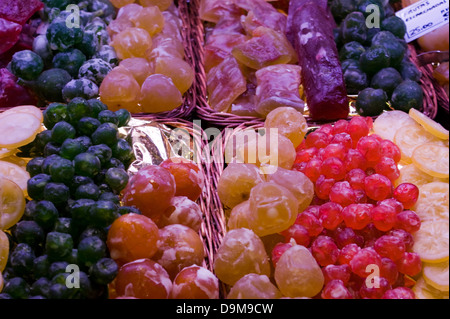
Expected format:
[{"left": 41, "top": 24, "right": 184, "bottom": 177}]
[{"left": 189, "top": 0, "right": 443, "bottom": 127}]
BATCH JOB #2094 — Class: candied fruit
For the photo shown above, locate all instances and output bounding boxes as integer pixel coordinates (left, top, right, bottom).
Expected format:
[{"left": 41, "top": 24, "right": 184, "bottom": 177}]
[
  {"left": 152, "top": 224, "right": 205, "bottom": 280},
  {"left": 274, "top": 245, "right": 324, "bottom": 298},
  {"left": 159, "top": 196, "right": 203, "bottom": 232},
  {"left": 140, "top": 74, "right": 183, "bottom": 113},
  {"left": 139, "top": 0, "right": 174, "bottom": 11},
  {"left": 171, "top": 265, "right": 219, "bottom": 299},
  {"left": 130, "top": 6, "right": 164, "bottom": 36},
  {"left": 213, "top": 228, "right": 271, "bottom": 286},
  {"left": 227, "top": 274, "right": 282, "bottom": 299},
  {"left": 154, "top": 56, "right": 195, "bottom": 95},
  {"left": 107, "top": 213, "right": 159, "bottom": 266},
  {"left": 111, "top": 27, "right": 153, "bottom": 60},
  {"left": 119, "top": 58, "right": 154, "bottom": 86},
  {"left": 264, "top": 107, "right": 308, "bottom": 148},
  {"left": 115, "top": 258, "right": 172, "bottom": 299}
]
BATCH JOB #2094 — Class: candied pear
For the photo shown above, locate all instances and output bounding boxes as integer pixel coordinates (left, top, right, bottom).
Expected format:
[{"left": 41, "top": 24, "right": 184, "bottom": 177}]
[
  {"left": 140, "top": 74, "right": 183, "bottom": 113},
  {"left": 154, "top": 56, "right": 194, "bottom": 94}
]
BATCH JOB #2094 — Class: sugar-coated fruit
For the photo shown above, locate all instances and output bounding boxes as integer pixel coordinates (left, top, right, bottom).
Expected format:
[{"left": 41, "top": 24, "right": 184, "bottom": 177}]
[{"left": 171, "top": 265, "right": 219, "bottom": 299}]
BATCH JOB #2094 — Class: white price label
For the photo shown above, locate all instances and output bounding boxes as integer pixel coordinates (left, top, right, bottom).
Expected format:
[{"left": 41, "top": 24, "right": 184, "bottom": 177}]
[{"left": 396, "top": 0, "right": 449, "bottom": 43}]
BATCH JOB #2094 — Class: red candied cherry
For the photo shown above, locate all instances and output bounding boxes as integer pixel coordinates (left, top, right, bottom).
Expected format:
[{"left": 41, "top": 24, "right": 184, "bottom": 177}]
[
  {"left": 322, "top": 264, "right": 352, "bottom": 285},
  {"left": 364, "top": 174, "right": 393, "bottom": 201},
  {"left": 350, "top": 247, "right": 382, "bottom": 278},
  {"left": 359, "top": 277, "right": 391, "bottom": 299},
  {"left": 321, "top": 280, "right": 353, "bottom": 299},
  {"left": 387, "top": 229, "right": 414, "bottom": 251},
  {"left": 320, "top": 143, "right": 347, "bottom": 161},
  {"left": 344, "top": 149, "right": 368, "bottom": 172},
  {"left": 378, "top": 198, "right": 404, "bottom": 214},
  {"left": 382, "top": 287, "right": 415, "bottom": 299},
  {"left": 280, "top": 224, "right": 310, "bottom": 247},
  {"left": 348, "top": 117, "right": 370, "bottom": 144},
  {"left": 338, "top": 243, "right": 361, "bottom": 265},
  {"left": 292, "top": 161, "right": 307, "bottom": 173},
  {"left": 397, "top": 252, "right": 422, "bottom": 277},
  {"left": 319, "top": 202, "right": 343, "bottom": 230},
  {"left": 295, "top": 147, "right": 318, "bottom": 164},
  {"left": 311, "top": 235, "right": 340, "bottom": 267},
  {"left": 380, "top": 257, "right": 399, "bottom": 285},
  {"left": 374, "top": 236, "right": 406, "bottom": 261},
  {"left": 354, "top": 189, "right": 368, "bottom": 204},
  {"left": 321, "top": 157, "right": 346, "bottom": 180},
  {"left": 331, "top": 133, "right": 353, "bottom": 150},
  {"left": 303, "top": 158, "right": 323, "bottom": 182},
  {"left": 346, "top": 169, "right": 367, "bottom": 190},
  {"left": 317, "top": 124, "right": 334, "bottom": 136},
  {"left": 295, "top": 210, "right": 323, "bottom": 237},
  {"left": 302, "top": 205, "right": 321, "bottom": 218},
  {"left": 371, "top": 203, "right": 398, "bottom": 232},
  {"left": 357, "top": 136, "right": 382, "bottom": 162},
  {"left": 296, "top": 140, "right": 307, "bottom": 152},
  {"left": 342, "top": 204, "right": 373, "bottom": 230},
  {"left": 365, "top": 117, "right": 374, "bottom": 130},
  {"left": 329, "top": 181, "right": 357, "bottom": 207},
  {"left": 395, "top": 210, "right": 421, "bottom": 233},
  {"left": 333, "top": 119, "right": 349, "bottom": 135},
  {"left": 315, "top": 175, "right": 336, "bottom": 201},
  {"left": 271, "top": 242, "right": 294, "bottom": 268},
  {"left": 334, "top": 227, "right": 364, "bottom": 248},
  {"left": 380, "top": 140, "right": 402, "bottom": 163},
  {"left": 393, "top": 183, "right": 420, "bottom": 210},
  {"left": 375, "top": 157, "right": 400, "bottom": 182},
  {"left": 305, "top": 131, "right": 330, "bottom": 149}
]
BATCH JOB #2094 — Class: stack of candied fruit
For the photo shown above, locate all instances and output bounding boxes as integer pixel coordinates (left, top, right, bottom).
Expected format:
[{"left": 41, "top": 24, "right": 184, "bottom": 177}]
[
  {"left": 217, "top": 106, "right": 449, "bottom": 299},
  {"left": 100, "top": 0, "right": 194, "bottom": 113},
  {"left": 107, "top": 157, "right": 220, "bottom": 299}
]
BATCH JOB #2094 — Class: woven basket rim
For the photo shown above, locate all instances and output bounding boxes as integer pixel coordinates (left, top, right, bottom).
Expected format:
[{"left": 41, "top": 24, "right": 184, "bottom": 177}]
[{"left": 189, "top": 0, "right": 444, "bottom": 127}]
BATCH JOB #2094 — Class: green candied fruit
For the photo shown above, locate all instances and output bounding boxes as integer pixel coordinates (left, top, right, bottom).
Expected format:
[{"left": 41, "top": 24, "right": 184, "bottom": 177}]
[
  {"left": 339, "top": 41, "right": 366, "bottom": 61},
  {"left": 37, "top": 68, "right": 72, "bottom": 102},
  {"left": 371, "top": 31, "right": 406, "bottom": 67},
  {"left": 77, "top": 236, "right": 107, "bottom": 268},
  {"left": 46, "top": 18, "right": 83, "bottom": 52},
  {"left": 45, "top": 232, "right": 74, "bottom": 261},
  {"left": 78, "top": 58, "right": 113, "bottom": 85},
  {"left": 51, "top": 121, "right": 76, "bottom": 144},
  {"left": 10, "top": 50, "right": 44, "bottom": 81},
  {"left": 44, "top": 142, "right": 62, "bottom": 157},
  {"left": 33, "top": 34, "right": 54, "bottom": 65},
  {"left": 41, "top": 0, "right": 71, "bottom": 10},
  {"left": 381, "top": 15, "right": 407, "bottom": 39},
  {"left": 97, "top": 110, "right": 119, "bottom": 125},
  {"left": 87, "top": 144, "right": 112, "bottom": 165},
  {"left": 13, "top": 221, "right": 45, "bottom": 249},
  {"left": 74, "top": 183, "right": 100, "bottom": 201},
  {"left": 27, "top": 173, "right": 52, "bottom": 201},
  {"left": 357, "top": 0, "right": 385, "bottom": 20},
  {"left": 340, "top": 11, "right": 368, "bottom": 44},
  {"left": 30, "top": 277, "right": 51, "bottom": 298},
  {"left": 105, "top": 167, "right": 129, "bottom": 193},
  {"left": 76, "top": 30, "right": 100, "bottom": 59},
  {"left": 33, "top": 255, "right": 50, "bottom": 279},
  {"left": 43, "top": 182, "right": 71, "bottom": 207},
  {"left": 87, "top": 99, "right": 108, "bottom": 118},
  {"left": 343, "top": 67, "right": 369, "bottom": 94},
  {"left": 42, "top": 154, "right": 64, "bottom": 175},
  {"left": 60, "top": 138, "right": 88, "bottom": 160},
  {"left": 10, "top": 243, "right": 36, "bottom": 277},
  {"left": 115, "top": 109, "right": 131, "bottom": 127},
  {"left": 94, "top": 45, "right": 119, "bottom": 66},
  {"left": 53, "top": 217, "right": 73, "bottom": 235},
  {"left": 89, "top": 200, "right": 120, "bottom": 229},
  {"left": 43, "top": 102, "right": 69, "bottom": 130},
  {"left": 356, "top": 87, "right": 388, "bottom": 117},
  {"left": 391, "top": 80, "right": 424, "bottom": 112},
  {"left": 371, "top": 67, "right": 403, "bottom": 97},
  {"left": 52, "top": 48, "right": 86, "bottom": 78},
  {"left": 49, "top": 157, "right": 75, "bottom": 184},
  {"left": 330, "top": 0, "right": 358, "bottom": 22},
  {"left": 89, "top": 258, "right": 119, "bottom": 285},
  {"left": 32, "top": 200, "right": 59, "bottom": 232},
  {"left": 77, "top": 117, "right": 102, "bottom": 137},
  {"left": 84, "top": 17, "right": 108, "bottom": 33},
  {"left": 2, "top": 277, "right": 31, "bottom": 299},
  {"left": 359, "top": 45, "right": 391, "bottom": 75},
  {"left": 400, "top": 59, "right": 422, "bottom": 82},
  {"left": 62, "top": 78, "right": 99, "bottom": 102},
  {"left": 111, "top": 138, "right": 134, "bottom": 164},
  {"left": 341, "top": 59, "right": 361, "bottom": 73},
  {"left": 91, "top": 123, "right": 119, "bottom": 147},
  {"left": 69, "top": 199, "right": 95, "bottom": 228},
  {"left": 67, "top": 97, "right": 93, "bottom": 124},
  {"left": 26, "top": 157, "right": 45, "bottom": 177},
  {"left": 73, "top": 152, "right": 102, "bottom": 177}
]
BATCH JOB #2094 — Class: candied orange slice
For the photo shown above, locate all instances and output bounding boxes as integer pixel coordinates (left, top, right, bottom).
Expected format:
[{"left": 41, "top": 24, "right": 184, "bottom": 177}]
[
  {"left": 395, "top": 164, "right": 436, "bottom": 187},
  {"left": 0, "top": 177, "right": 26, "bottom": 231},
  {"left": 0, "top": 112, "right": 42, "bottom": 149},
  {"left": 0, "top": 105, "right": 43, "bottom": 123},
  {"left": 0, "top": 148, "right": 16, "bottom": 160},
  {"left": 373, "top": 110, "right": 417, "bottom": 142},
  {"left": 413, "top": 220, "right": 449, "bottom": 264},
  {"left": 423, "top": 260, "right": 449, "bottom": 292},
  {"left": 0, "top": 229, "right": 9, "bottom": 272},
  {"left": 394, "top": 124, "right": 444, "bottom": 164},
  {"left": 413, "top": 277, "right": 450, "bottom": 299},
  {"left": 412, "top": 143, "right": 449, "bottom": 179},
  {"left": 413, "top": 182, "right": 449, "bottom": 222},
  {"left": 409, "top": 108, "right": 449, "bottom": 140},
  {"left": 0, "top": 161, "right": 30, "bottom": 196}
]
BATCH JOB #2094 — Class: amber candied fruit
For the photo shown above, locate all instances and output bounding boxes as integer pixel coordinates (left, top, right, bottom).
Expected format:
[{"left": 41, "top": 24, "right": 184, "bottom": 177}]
[
  {"left": 107, "top": 213, "right": 159, "bottom": 267},
  {"left": 121, "top": 165, "right": 176, "bottom": 223},
  {"left": 247, "top": 182, "right": 299, "bottom": 237},
  {"left": 115, "top": 258, "right": 172, "bottom": 299},
  {"left": 111, "top": 27, "right": 153, "bottom": 60},
  {"left": 274, "top": 245, "right": 325, "bottom": 298},
  {"left": 154, "top": 56, "right": 195, "bottom": 95},
  {"left": 130, "top": 6, "right": 165, "bottom": 37},
  {"left": 139, "top": 0, "right": 174, "bottom": 11},
  {"left": 152, "top": 224, "right": 205, "bottom": 280},
  {"left": 227, "top": 274, "right": 282, "bottom": 299},
  {"left": 228, "top": 200, "right": 252, "bottom": 230},
  {"left": 264, "top": 107, "right": 308, "bottom": 148},
  {"left": 218, "top": 163, "right": 265, "bottom": 209},
  {"left": 119, "top": 57, "right": 154, "bottom": 86},
  {"left": 214, "top": 228, "right": 271, "bottom": 286},
  {"left": 171, "top": 265, "right": 219, "bottom": 299},
  {"left": 140, "top": 74, "right": 183, "bottom": 113}
]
